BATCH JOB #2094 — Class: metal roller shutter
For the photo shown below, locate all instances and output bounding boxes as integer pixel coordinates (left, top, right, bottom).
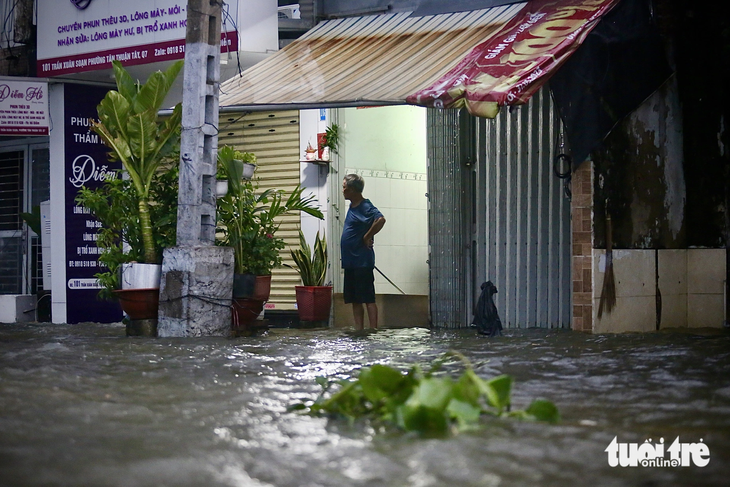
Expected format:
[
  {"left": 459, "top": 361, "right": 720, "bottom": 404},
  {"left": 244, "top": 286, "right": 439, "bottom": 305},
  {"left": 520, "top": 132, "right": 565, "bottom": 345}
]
[{"left": 218, "top": 110, "right": 301, "bottom": 310}]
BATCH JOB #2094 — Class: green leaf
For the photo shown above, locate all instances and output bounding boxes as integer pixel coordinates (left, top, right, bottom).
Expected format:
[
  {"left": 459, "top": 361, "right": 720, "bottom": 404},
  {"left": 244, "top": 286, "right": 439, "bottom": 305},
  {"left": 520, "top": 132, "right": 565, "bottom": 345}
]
[
  {"left": 359, "top": 364, "right": 405, "bottom": 404},
  {"left": 452, "top": 373, "right": 481, "bottom": 407},
  {"left": 397, "top": 404, "right": 449, "bottom": 435},
  {"left": 289, "top": 230, "right": 327, "bottom": 286},
  {"left": 524, "top": 399, "right": 560, "bottom": 423},
  {"left": 412, "top": 377, "right": 453, "bottom": 411},
  {"left": 132, "top": 60, "right": 183, "bottom": 114},
  {"left": 112, "top": 60, "right": 137, "bottom": 101},
  {"left": 446, "top": 398, "right": 482, "bottom": 427},
  {"left": 484, "top": 374, "right": 512, "bottom": 413},
  {"left": 97, "top": 91, "right": 130, "bottom": 138},
  {"left": 20, "top": 205, "right": 41, "bottom": 235}
]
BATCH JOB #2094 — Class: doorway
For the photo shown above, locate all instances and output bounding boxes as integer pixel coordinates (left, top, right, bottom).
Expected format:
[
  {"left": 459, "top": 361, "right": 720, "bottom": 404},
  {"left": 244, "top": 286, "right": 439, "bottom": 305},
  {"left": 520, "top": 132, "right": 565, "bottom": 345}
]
[
  {"left": 0, "top": 141, "right": 50, "bottom": 295},
  {"left": 329, "top": 106, "right": 430, "bottom": 328}
]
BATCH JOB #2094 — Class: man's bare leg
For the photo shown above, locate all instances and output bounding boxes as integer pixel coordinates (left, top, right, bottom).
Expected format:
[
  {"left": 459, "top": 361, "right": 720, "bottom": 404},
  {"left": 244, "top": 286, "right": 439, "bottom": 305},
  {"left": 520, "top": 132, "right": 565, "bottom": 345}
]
[
  {"left": 366, "top": 302, "right": 378, "bottom": 329},
  {"left": 352, "top": 303, "right": 365, "bottom": 330}
]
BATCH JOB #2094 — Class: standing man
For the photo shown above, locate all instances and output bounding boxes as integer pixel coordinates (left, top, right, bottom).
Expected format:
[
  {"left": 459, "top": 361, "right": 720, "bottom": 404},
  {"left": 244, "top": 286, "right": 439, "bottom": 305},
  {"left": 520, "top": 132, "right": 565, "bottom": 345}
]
[{"left": 341, "top": 174, "right": 386, "bottom": 329}]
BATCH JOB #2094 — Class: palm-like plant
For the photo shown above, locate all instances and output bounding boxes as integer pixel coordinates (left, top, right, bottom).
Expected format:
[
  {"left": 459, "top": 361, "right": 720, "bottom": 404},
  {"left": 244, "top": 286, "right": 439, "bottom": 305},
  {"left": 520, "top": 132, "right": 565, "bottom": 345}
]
[
  {"left": 216, "top": 175, "right": 324, "bottom": 275},
  {"left": 289, "top": 231, "right": 327, "bottom": 287},
  {"left": 92, "top": 59, "right": 183, "bottom": 264}
]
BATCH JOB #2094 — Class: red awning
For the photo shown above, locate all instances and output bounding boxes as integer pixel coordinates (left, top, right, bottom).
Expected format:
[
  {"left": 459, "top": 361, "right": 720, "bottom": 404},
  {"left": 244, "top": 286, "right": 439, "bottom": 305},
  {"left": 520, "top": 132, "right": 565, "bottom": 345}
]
[{"left": 406, "top": 0, "right": 620, "bottom": 118}]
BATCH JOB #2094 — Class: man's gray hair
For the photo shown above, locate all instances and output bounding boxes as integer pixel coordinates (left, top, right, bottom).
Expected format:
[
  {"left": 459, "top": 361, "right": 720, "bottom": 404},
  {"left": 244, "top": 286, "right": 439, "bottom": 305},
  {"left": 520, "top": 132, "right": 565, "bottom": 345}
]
[{"left": 343, "top": 174, "right": 364, "bottom": 193}]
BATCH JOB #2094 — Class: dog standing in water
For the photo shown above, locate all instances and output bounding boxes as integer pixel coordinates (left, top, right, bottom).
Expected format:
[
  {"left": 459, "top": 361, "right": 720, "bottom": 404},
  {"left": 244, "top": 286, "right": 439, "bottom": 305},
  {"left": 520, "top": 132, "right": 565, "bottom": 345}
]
[{"left": 471, "top": 281, "right": 503, "bottom": 337}]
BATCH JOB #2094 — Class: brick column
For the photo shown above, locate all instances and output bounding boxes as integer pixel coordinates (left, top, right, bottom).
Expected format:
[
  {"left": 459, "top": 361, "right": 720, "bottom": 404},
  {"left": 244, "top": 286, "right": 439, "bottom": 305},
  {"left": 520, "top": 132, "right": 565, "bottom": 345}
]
[{"left": 571, "top": 160, "right": 594, "bottom": 331}]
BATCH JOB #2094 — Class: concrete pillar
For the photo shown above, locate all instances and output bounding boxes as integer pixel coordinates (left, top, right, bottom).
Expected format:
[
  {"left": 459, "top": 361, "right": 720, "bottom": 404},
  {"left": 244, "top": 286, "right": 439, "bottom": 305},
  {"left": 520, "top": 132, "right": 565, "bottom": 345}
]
[
  {"left": 158, "top": 0, "right": 233, "bottom": 337},
  {"left": 158, "top": 247, "right": 234, "bottom": 337},
  {"left": 177, "top": 0, "right": 221, "bottom": 245}
]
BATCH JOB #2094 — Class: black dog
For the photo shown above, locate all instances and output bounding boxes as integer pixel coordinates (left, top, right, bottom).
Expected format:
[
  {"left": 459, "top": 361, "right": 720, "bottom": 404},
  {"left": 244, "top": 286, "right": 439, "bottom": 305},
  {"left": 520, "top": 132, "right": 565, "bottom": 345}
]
[{"left": 471, "top": 281, "right": 503, "bottom": 337}]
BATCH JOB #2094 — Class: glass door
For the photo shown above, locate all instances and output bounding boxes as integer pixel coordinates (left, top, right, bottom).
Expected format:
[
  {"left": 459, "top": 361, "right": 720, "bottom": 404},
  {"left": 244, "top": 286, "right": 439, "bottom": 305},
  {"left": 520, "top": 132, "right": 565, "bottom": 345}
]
[{"left": 0, "top": 143, "right": 49, "bottom": 295}]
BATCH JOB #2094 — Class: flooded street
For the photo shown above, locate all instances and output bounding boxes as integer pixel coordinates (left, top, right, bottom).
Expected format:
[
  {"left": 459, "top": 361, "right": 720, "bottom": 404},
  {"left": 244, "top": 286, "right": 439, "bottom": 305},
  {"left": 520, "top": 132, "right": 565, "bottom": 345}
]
[{"left": 1, "top": 323, "right": 729, "bottom": 487}]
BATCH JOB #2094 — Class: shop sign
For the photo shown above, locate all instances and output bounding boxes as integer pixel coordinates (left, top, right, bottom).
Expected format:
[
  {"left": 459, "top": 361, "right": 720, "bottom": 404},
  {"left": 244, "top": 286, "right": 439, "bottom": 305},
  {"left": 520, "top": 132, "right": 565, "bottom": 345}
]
[
  {"left": 63, "top": 83, "right": 123, "bottom": 324},
  {"left": 0, "top": 78, "right": 49, "bottom": 136},
  {"left": 37, "top": 0, "right": 239, "bottom": 76},
  {"left": 408, "top": 0, "right": 620, "bottom": 118}
]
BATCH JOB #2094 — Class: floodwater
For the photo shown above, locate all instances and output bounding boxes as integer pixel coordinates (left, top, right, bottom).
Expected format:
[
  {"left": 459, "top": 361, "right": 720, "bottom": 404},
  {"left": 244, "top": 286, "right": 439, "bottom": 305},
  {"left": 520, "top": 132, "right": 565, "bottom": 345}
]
[{"left": 1, "top": 323, "right": 729, "bottom": 487}]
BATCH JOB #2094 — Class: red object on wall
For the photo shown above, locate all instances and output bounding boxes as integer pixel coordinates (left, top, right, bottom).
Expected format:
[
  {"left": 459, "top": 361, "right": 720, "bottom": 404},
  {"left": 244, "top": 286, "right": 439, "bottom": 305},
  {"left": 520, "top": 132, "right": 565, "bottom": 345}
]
[{"left": 317, "top": 132, "right": 326, "bottom": 159}]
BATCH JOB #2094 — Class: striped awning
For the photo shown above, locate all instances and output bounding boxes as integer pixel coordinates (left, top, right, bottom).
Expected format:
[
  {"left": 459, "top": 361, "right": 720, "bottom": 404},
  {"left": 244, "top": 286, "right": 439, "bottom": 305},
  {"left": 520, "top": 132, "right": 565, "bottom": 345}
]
[{"left": 219, "top": 0, "right": 618, "bottom": 118}]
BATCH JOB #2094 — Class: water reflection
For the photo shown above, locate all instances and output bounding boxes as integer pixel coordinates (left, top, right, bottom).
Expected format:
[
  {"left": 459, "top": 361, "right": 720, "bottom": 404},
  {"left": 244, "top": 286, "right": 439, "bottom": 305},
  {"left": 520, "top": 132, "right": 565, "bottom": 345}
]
[{"left": 1, "top": 323, "right": 729, "bottom": 486}]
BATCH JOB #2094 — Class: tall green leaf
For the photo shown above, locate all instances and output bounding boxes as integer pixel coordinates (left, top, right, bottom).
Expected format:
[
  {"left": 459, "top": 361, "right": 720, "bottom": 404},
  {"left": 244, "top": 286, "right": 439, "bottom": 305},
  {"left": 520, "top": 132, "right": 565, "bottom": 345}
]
[
  {"left": 288, "top": 230, "right": 327, "bottom": 286},
  {"left": 91, "top": 60, "right": 183, "bottom": 264},
  {"left": 112, "top": 60, "right": 137, "bottom": 101}
]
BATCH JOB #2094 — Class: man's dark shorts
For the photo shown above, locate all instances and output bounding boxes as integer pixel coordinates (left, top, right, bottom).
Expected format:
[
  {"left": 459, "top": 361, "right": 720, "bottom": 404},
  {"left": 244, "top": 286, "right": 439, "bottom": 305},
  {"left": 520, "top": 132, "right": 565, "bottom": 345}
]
[{"left": 343, "top": 267, "right": 375, "bottom": 304}]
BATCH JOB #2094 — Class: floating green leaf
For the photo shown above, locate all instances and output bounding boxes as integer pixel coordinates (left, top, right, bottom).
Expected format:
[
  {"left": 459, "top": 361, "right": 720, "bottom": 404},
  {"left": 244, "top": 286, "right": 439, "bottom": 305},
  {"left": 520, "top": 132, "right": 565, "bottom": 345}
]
[
  {"left": 291, "top": 353, "right": 559, "bottom": 436},
  {"left": 525, "top": 399, "right": 561, "bottom": 424},
  {"left": 484, "top": 374, "right": 512, "bottom": 413}
]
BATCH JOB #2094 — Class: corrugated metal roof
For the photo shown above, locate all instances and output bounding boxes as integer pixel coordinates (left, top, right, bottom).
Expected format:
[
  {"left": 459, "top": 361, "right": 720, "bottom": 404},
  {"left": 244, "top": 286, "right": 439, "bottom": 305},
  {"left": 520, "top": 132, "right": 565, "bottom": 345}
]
[{"left": 219, "top": 4, "right": 526, "bottom": 109}]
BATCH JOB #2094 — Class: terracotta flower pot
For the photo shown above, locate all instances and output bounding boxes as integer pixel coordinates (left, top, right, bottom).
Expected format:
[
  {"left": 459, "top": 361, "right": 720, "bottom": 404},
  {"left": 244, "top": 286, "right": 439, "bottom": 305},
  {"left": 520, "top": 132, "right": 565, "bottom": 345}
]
[
  {"left": 253, "top": 275, "right": 271, "bottom": 301},
  {"left": 113, "top": 288, "right": 159, "bottom": 320},
  {"left": 231, "top": 298, "right": 264, "bottom": 331},
  {"left": 233, "top": 273, "right": 271, "bottom": 301},
  {"left": 295, "top": 285, "right": 332, "bottom": 322}
]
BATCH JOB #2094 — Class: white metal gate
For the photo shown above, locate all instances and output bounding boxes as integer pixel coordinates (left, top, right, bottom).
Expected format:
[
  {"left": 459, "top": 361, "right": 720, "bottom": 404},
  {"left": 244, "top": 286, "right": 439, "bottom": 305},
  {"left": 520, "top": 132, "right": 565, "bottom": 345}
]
[{"left": 427, "top": 88, "right": 572, "bottom": 328}]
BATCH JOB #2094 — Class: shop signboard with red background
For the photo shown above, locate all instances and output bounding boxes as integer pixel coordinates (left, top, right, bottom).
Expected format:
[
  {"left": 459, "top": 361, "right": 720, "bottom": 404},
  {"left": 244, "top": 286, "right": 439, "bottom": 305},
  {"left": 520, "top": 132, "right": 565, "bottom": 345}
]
[{"left": 407, "top": 0, "right": 619, "bottom": 117}]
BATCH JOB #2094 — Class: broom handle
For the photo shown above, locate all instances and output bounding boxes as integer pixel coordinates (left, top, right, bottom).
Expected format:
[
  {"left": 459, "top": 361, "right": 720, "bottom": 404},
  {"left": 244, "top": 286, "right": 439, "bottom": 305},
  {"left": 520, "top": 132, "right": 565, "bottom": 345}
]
[{"left": 605, "top": 213, "right": 613, "bottom": 263}]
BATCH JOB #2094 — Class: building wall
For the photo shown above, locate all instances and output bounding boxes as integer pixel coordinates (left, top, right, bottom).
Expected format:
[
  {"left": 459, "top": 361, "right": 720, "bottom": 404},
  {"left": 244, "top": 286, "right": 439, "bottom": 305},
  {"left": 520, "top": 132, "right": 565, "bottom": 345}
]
[
  {"left": 586, "top": 78, "right": 727, "bottom": 332},
  {"left": 336, "top": 106, "right": 429, "bottom": 297},
  {"left": 571, "top": 161, "right": 593, "bottom": 332}
]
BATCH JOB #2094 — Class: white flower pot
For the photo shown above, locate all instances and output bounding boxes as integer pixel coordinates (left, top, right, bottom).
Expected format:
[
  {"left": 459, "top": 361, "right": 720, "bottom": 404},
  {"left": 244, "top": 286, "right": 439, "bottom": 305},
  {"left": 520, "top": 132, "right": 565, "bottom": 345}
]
[
  {"left": 121, "top": 263, "right": 161, "bottom": 290},
  {"left": 242, "top": 163, "right": 256, "bottom": 180},
  {"left": 216, "top": 180, "right": 228, "bottom": 197}
]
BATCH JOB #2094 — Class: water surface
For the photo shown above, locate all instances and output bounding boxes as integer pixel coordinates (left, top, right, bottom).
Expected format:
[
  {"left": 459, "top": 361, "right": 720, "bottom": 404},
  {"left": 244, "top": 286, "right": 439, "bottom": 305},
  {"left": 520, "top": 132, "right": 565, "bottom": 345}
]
[{"left": 1, "top": 324, "right": 729, "bottom": 486}]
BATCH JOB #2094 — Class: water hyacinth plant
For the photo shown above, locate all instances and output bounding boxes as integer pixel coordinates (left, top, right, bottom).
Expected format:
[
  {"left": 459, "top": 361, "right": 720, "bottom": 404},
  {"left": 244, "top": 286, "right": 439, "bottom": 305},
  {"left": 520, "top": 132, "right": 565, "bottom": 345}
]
[{"left": 290, "top": 352, "right": 559, "bottom": 436}]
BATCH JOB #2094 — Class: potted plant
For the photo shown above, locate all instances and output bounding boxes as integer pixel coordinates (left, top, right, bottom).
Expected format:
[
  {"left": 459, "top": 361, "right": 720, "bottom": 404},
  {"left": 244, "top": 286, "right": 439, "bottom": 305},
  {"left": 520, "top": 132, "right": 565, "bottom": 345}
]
[
  {"left": 75, "top": 60, "right": 183, "bottom": 326},
  {"left": 216, "top": 163, "right": 324, "bottom": 328},
  {"left": 288, "top": 230, "right": 332, "bottom": 324},
  {"left": 217, "top": 145, "right": 256, "bottom": 197},
  {"left": 320, "top": 123, "right": 340, "bottom": 161}
]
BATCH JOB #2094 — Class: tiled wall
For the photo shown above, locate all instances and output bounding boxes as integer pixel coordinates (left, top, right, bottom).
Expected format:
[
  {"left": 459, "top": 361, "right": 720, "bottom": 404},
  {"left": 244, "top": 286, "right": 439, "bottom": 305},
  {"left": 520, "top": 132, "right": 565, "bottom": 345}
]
[
  {"left": 593, "top": 248, "right": 726, "bottom": 331},
  {"left": 345, "top": 168, "right": 429, "bottom": 295},
  {"left": 592, "top": 249, "right": 657, "bottom": 333},
  {"left": 571, "top": 161, "right": 594, "bottom": 331}
]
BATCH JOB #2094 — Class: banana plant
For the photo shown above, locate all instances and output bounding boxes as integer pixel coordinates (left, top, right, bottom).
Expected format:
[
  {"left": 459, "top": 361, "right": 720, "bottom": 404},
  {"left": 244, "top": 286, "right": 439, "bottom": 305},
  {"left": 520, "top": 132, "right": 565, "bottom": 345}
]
[
  {"left": 91, "top": 59, "right": 183, "bottom": 264},
  {"left": 288, "top": 230, "right": 327, "bottom": 286}
]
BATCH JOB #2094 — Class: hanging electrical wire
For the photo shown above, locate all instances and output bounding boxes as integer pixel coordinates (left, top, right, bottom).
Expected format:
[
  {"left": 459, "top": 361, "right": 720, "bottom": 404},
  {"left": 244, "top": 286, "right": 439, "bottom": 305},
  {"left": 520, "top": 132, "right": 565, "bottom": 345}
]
[{"left": 220, "top": 2, "right": 243, "bottom": 78}]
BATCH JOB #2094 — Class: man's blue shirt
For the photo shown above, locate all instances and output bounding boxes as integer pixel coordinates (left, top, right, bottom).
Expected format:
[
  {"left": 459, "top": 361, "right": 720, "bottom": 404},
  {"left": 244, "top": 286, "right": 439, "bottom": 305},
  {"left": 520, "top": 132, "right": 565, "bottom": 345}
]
[{"left": 340, "top": 199, "right": 383, "bottom": 269}]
